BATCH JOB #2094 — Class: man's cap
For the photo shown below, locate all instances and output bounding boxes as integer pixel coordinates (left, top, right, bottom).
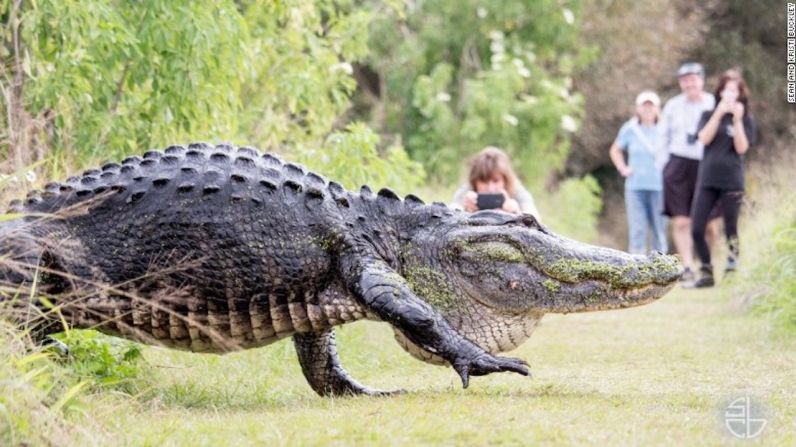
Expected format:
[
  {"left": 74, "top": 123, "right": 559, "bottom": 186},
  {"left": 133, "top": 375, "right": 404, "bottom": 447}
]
[
  {"left": 635, "top": 90, "right": 660, "bottom": 107},
  {"left": 677, "top": 62, "right": 705, "bottom": 78}
]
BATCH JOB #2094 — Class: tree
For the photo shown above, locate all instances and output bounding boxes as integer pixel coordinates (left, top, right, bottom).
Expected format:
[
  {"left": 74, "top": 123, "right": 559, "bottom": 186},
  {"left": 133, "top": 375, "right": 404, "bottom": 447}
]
[
  {"left": 354, "top": 0, "right": 592, "bottom": 186},
  {"left": 0, "top": 0, "right": 424, "bottom": 193},
  {"left": 351, "top": 0, "right": 602, "bottom": 240}
]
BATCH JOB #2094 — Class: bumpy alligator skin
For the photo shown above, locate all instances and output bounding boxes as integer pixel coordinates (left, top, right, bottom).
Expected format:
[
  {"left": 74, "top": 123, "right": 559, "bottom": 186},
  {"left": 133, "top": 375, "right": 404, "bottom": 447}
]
[{"left": 0, "top": 143, "right": 682, "bottom": 396}]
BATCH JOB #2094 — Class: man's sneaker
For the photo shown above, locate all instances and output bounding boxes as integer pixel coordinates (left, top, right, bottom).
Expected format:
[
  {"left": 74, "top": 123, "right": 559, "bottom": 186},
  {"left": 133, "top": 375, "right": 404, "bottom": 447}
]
[
  {"left": 680, "top": 267, "right": 695, "bottom": 282},
  {"left": 693, "top": 265, "right": 715, "bottom": 288}
]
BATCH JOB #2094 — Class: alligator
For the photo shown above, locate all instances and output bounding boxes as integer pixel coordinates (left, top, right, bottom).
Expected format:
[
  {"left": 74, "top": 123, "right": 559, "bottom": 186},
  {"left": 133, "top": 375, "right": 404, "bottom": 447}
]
[{"left": 0, "top": 143, "right": 682, "bottom": 396}]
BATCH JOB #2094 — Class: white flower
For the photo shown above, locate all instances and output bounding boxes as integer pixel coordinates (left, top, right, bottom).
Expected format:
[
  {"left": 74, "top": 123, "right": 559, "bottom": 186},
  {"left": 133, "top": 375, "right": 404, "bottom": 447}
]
[
  {"left": 330, "top": 62, "right": 353, "bottom": 75},
  {"left": 562, "top": 8, "right": 575, "bottom": 25},
  {"left": 525, "top": 51, "right": 537, "bottom": 64},
  {"left": 489, "top": 41, "right": 505, "bottom": 54},
  {"left": 517, "top": 67, "right": 531, "bottom": 78},
  {"left": 503, "top": 114, "right": 519, "bottom": 126},
  {"left": 488, "top": 30, "right": 504, "bottom": 41},
  {"left": 521, "top": 94, "right": 538, "bottom": 104},
  {"left": 25, "top": 170, "right": 37, "bottom": 183},
  {"left": 490, "top": 53, "right": 506, "bottom": 64},
  {"left": 477, "top": 7, "right": 488, "bottom": 19},
  {"left": 435, "top": 92, "right": 451, "bottom": 102},
  {"left": 289, "top": 7, "right": 304, "bottom": 28},
  {"left": 561, "top": 114, "right": 578, "bottom": 132}
]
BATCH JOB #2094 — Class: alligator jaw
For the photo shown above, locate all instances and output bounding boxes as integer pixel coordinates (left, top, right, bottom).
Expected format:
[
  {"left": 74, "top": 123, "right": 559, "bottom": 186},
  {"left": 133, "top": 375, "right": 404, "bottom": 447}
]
[{"left": 546, "top": 279, "right": 680, "bottom": 314}]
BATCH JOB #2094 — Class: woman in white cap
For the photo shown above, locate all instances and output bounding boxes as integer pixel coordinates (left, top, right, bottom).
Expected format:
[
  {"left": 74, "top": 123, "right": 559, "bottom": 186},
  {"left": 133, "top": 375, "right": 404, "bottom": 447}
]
[{"left": 609, "top": 91, "right": 668, "bottom": 254}]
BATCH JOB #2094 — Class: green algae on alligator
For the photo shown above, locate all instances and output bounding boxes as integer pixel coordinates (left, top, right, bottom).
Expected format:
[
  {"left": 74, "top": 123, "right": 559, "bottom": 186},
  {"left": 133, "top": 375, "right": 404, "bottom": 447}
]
[{"left": 0, "top": 143, "right": 682, "bottom": 397}]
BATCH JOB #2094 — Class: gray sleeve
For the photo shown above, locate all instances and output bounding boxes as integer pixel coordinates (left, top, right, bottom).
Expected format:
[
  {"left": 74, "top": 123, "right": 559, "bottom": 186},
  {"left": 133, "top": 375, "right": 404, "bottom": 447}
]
[
  {"left": 449, "top": 183, "right": 471, "bottom": 210},
  {"left": 513, "top": 183, "right": 542, "bottom": 222},
  {"left": 660, "top": 101, "right": 674, "bottom": 150}
]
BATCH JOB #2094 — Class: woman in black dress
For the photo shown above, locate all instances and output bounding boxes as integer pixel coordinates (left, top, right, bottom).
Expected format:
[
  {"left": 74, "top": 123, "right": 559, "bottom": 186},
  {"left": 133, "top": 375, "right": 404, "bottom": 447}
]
[{"left": 691, "top": 69, "right": 756, "bottom": 287}]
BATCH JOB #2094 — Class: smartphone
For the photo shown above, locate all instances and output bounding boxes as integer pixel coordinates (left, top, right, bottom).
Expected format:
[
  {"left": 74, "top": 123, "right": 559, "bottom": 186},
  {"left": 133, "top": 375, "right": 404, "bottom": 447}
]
[
  {"left": 476, "top": 193, "right": 505, "bottom": 210},
  {"left": 722, "top": 90, "right": 738, "bottom": 102}
]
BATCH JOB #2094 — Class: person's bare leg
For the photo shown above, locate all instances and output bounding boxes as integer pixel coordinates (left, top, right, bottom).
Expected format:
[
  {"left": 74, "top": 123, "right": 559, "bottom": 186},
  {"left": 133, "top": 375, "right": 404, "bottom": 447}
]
[{"left": 671, "top": 216, "right": 694, "bottom": 271}]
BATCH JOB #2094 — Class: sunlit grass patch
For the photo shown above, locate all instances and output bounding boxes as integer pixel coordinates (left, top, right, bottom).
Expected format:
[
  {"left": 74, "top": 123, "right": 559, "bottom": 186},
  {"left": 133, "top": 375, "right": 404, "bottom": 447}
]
[
  {"left": 732, "top": 156, "right": 796, "bottom": 334},
  {"left": 0, "top": 324, "right": 108, "bottom": 446}
]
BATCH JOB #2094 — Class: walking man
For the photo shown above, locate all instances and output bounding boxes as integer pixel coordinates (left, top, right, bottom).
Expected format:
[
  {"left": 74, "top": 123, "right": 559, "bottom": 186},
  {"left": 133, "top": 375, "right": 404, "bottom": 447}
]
[{"left": 660, "top": 62, "right": 719, "bottom": 281}]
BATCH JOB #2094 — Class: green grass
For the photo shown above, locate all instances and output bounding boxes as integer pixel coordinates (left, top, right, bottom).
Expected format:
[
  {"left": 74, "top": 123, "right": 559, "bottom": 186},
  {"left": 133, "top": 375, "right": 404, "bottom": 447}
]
[
  {"left": 732, "top": 172, "right": 796, "bottom": 334},
  {"left": 13, "top": 284, "right": 791, "bottom": 446}
]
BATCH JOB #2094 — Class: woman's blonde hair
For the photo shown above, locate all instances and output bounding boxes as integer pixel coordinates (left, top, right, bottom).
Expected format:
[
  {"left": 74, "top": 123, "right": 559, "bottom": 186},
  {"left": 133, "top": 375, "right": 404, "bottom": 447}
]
[{"left": 467, "top": 146, "right": 519, "bottom": 197}]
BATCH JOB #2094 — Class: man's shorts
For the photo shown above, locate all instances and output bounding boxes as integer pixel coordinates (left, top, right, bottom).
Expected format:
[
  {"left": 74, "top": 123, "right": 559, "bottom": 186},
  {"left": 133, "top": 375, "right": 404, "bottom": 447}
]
[{"left": 663, "top": 154, "right": 721, "bottom": 219}]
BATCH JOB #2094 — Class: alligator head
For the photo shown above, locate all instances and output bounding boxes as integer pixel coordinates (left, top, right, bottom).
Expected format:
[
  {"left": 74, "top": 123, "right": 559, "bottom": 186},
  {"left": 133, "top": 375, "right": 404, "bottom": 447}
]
[{"left": 395, "top": 209, "right": 683, "bottom": 363}]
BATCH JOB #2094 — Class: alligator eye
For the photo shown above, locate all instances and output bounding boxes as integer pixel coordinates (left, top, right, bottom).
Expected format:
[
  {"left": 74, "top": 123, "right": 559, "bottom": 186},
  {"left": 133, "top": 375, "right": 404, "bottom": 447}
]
[
  {"left": 520, "top": 214, "right": 539, "bottom": 228},
  {"left": 466, "top": 210, "right": 545, "bottom": 233}
]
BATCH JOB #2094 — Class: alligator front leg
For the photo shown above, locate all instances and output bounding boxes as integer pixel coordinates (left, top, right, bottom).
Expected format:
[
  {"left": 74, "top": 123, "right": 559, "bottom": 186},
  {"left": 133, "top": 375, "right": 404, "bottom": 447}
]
[
  {"left": 339, "top": 253, "right": 530, "bottom": 388},
  {"left": 293, "top": 328, "right": 401, "bottom": 397}
]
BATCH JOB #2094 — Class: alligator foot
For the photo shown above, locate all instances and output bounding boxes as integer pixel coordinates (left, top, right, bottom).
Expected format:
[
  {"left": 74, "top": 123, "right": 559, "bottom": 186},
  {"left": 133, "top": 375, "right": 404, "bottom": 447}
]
[
  {"left": 41, "top": 335, "right": 69, "bottom": 356},
  {"left": 452, "top": 352, "right": 530, "bottom": 388},
  {"left": 294, "top": 329, "right": 403, "bottom": 397}
]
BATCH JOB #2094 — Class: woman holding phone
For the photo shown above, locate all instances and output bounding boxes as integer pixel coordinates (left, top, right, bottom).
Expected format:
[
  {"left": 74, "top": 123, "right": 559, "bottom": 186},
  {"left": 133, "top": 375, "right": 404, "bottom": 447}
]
[
  {"left": 450, "top": 146, "right": 541, "bottom": 220},
  {"left": 691, "top": 69, "right": 756, "bottom": 287}
]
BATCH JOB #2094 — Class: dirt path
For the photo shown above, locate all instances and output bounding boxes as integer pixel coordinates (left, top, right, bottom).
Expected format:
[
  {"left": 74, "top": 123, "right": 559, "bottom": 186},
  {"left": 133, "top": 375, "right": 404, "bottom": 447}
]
[{"left": 99, "top": 286, "right": 795, "bottom": 446}]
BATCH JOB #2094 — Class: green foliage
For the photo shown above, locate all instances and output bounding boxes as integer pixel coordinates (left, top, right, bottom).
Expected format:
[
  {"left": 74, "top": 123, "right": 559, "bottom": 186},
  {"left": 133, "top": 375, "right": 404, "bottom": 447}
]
[
  {"left": 298, "top": 122, "right": 425, "bottom": 195},
  {"left": 1, "top": 0, "right": 424, "bottom": 191},
  {"left": 54, "top": 329, "right": 146, "bottom": 393},
  {"left": 236, "top": 0, "right": 372, "bottom": 150},
  {"left": 748, "top": 222, "right": 796, "bottom": 333},
  {"left": 20, "top": 0, "right": 249, "bottom": 165},
  {"left": 538, "top": 175, "right": 602, "bottom": 242},
  {"left": 360, "top": 0, "right": 591, "bottom": 187},
  {"left": 0, "top": 324, "right": 104, "bottom": 446},
  {"left": 729, "top": 158, "right": 796, "bottom": 334}
]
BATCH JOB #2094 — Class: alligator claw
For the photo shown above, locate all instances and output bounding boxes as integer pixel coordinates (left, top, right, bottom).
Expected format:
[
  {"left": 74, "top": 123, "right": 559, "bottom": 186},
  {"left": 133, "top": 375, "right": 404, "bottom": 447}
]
[
  {"left": 453, "top": 354, "right": 530, "bottom": 388},
  {"left": 42, "top": 336, "right": 69, "bottom": 356},
  {"left": 360, "top": 388, "right": 407, "bottom": 397}
]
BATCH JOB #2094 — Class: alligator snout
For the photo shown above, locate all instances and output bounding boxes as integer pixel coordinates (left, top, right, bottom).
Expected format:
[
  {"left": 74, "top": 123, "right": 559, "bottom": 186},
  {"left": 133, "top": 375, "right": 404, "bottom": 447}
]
[
  {"left": 541, "top": 241, "right": 683, "bottom": 289},
  {"left": 524, "top": 231, "right": 684, "bottom": 313}
]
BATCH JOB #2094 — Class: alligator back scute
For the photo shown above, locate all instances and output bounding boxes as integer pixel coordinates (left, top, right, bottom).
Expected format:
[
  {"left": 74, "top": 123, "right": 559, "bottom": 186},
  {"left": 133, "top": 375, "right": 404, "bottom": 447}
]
[{"left": 7, "top": 144, "right": 331, "bottom": 216}]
